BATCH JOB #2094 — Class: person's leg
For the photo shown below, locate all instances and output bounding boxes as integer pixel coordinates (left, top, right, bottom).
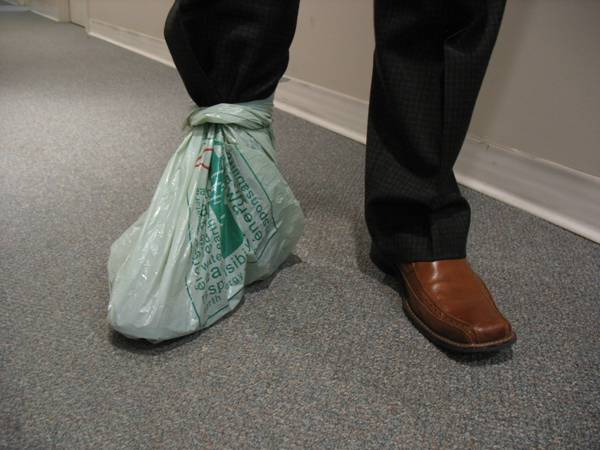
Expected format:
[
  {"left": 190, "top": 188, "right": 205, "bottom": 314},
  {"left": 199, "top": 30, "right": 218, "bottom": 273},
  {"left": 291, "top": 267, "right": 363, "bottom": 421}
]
[
  {"left": 367, "top": 0, "right": 516, "bottom": 353},
  {"left": 366, "top": 0, "right": 506, "bottom": 262},
  {"left": 164, "top": 0, "right": 300, "bottom": 107}
]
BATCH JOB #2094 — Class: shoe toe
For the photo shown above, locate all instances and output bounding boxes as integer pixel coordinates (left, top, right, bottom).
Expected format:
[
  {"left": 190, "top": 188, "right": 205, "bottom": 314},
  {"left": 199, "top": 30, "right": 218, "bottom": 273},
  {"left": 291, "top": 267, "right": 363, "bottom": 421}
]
[{"left": 472, "top": 319, "right": 513, "bottom": 344}]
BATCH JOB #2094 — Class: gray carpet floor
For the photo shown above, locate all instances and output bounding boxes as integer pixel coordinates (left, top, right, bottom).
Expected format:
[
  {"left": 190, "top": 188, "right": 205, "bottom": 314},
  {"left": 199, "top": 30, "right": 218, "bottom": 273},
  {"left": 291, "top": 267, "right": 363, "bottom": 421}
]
[{"left": 1, "top": 12, "right": 599, "bottom": 450}]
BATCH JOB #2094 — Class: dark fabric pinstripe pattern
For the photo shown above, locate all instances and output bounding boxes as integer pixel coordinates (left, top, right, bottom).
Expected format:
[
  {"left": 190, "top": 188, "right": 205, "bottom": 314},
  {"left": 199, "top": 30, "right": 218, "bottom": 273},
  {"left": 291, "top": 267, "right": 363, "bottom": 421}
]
[
  {"left": 366, "top": 0, "right": 506, "bottom": 261},
  {"left": 164, "top": 0, "right": 506, "bottom": 262},
  {"left": 165, "top": 0, "right": 300, "bottom": 106}
]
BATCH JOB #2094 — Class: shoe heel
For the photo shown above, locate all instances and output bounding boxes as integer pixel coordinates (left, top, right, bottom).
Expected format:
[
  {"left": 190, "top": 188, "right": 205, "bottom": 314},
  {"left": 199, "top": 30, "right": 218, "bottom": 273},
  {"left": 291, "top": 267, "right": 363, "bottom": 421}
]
[{"left": 369, "top": 246, "right": 396, "bottom": 276}]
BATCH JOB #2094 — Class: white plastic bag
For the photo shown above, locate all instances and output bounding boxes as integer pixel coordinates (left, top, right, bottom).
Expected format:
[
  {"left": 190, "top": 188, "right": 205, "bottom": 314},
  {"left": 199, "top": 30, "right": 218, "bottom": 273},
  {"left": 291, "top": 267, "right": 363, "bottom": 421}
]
[{"left": 107, "top": 96, "right": 304, "bottom": 342}]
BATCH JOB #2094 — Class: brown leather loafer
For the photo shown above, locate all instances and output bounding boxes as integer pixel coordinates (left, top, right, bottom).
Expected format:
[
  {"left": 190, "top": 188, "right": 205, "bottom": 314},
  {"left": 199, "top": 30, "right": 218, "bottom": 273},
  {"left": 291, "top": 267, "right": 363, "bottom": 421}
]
[{"left": 371, "top": 248, "right": 516, "bottom": 353}]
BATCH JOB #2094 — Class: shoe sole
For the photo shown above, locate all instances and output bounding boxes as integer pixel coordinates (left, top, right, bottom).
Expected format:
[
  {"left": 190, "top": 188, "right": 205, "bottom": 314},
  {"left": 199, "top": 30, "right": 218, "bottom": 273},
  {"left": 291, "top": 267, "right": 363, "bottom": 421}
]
[{"left": 370, "top": 249, "right": 516, "bottom": 353}]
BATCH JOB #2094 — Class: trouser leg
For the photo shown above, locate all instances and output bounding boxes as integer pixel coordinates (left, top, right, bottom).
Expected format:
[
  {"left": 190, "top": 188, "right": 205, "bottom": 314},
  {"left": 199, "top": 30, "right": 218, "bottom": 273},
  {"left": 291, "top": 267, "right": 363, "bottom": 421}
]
[
  {"left": 164, "top": 0, "right": 300, "bottom": 106},
  {"left": 365, "top": 0, "right": 506, "bottom": 262}
]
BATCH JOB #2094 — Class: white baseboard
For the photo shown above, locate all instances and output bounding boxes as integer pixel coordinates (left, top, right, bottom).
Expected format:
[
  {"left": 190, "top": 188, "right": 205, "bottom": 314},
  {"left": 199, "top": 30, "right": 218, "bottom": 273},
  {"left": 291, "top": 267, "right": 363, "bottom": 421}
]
[
  {"left": 455, "top": 139, "right": 600, "bottom": 243},
  {"left": 275, "top": 77, "right": 369, "bottom": 144},
  {"left": 30, "top": 9, "right": 60, "bottom": 21},
  {"left": 275, "top": 77, "right": 600, "bottom": 243},
  {"left": 3, "top": 0, "right": 28, "bottom": 8},
  {"left": 0, "top": 6, "right": 28, "bottom": 11},
  {"left": 87, "top": 19, "right": 175, "bottom": 68},
  {"left": 81, "top": 21, "right": 599, "bottom": 243},
  {"left": 0, "top": 0, "right": 27, "bottom": 11},
  {"left": 28, "top": 0, "right": 69, "bottom": 21}
]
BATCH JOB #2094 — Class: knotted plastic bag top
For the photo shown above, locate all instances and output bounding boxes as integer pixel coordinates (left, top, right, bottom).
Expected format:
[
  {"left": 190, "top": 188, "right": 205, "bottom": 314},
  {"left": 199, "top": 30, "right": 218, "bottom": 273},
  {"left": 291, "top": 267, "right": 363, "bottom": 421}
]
[
  {"left": 185, "top": 96, "right": 276, "bottom": 159},
  {"left": 187, "top": 96, "right": 273, "bottom": 129}
]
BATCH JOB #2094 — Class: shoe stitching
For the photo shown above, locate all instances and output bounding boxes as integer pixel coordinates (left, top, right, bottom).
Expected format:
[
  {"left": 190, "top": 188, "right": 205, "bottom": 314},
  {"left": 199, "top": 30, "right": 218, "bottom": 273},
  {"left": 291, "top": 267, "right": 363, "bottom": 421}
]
[
  {"left": 402, "top": 271, "right": 476, "bottom": 343},
  {"left": 404, "top": 299, "right": 515, "bottom": 349},
  {"left": 473, "top": 271, "right": 512, "bottom": 335}
]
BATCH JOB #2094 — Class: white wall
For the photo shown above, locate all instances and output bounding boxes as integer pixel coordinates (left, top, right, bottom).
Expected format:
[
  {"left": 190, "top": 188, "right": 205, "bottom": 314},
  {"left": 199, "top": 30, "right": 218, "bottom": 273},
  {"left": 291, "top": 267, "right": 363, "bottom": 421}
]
[
  {"left": 88, "top": 0, "right": 170, "bottom": 39},
  {"left": 471, "top": 0, "right": 600, "bottom": 177},
  {"left": 287, "top": 0, "right": 374, "bottom": 102},
  {"left": 28, "top": 0, "right": 69, "bottom": 21}
]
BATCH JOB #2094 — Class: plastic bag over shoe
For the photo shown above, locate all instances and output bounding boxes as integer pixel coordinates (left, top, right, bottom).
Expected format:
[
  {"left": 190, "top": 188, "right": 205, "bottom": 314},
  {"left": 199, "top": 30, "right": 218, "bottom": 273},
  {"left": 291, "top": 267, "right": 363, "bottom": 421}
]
[{"left": 107, "top": 96, "right": 304, "bottom": 342}]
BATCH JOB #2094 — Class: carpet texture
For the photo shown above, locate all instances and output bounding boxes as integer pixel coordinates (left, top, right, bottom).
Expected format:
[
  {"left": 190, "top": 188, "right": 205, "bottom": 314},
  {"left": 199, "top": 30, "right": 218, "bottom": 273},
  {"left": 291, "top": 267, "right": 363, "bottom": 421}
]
[{"left": 1, "top": 12, "right": 599, "bottom": 449}]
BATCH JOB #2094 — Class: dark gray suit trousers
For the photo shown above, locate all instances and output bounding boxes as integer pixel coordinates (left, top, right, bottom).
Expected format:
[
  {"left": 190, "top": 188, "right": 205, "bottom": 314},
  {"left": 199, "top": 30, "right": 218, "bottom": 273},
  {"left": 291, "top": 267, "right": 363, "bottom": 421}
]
[{"left": 164, "top": 0, "right": 506, "bottom": 262}]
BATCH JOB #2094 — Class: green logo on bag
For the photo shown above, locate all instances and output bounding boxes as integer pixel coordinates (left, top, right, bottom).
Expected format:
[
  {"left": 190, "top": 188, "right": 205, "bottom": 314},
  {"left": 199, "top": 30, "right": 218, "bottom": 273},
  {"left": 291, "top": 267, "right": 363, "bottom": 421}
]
[{"left": 208, "top": 153, "right": 244, "bottom": 258}]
